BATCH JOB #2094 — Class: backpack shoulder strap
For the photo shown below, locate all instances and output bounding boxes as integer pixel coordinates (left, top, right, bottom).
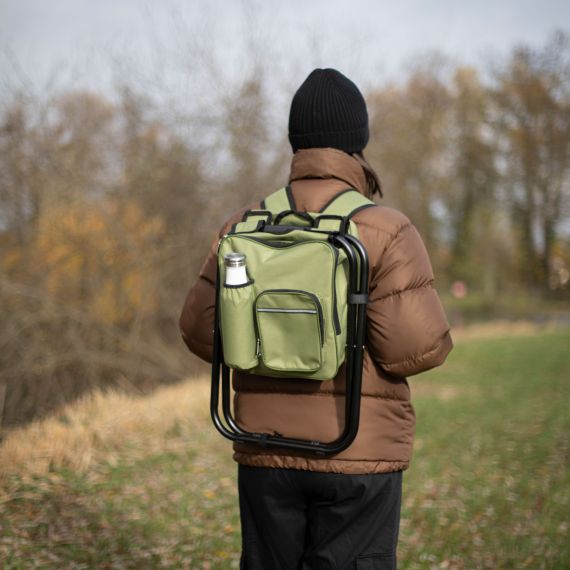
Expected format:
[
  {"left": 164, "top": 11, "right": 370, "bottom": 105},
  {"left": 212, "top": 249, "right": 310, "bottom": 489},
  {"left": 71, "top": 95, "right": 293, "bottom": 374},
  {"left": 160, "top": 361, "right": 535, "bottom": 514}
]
[
  {"left": 262, "top": 185, "right": 296, "bottom": 214},
  {"left": 320, "top": 188, "right": 375, "bottom": 219}
]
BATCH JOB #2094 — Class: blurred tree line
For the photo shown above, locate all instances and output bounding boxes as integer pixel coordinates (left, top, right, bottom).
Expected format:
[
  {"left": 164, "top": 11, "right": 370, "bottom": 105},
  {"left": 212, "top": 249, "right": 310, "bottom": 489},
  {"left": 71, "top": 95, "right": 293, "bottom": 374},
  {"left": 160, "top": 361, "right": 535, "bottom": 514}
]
[{"left": 0, "top": 32, "right": 569, "bottom": 427}]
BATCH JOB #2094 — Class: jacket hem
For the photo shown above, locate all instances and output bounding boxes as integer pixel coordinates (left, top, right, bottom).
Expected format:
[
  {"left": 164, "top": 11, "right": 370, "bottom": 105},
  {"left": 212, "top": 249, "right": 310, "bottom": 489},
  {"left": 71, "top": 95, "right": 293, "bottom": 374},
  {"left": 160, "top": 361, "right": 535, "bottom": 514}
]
[{"left": 233, "top": 451, "right": 409, "bottom": 475}]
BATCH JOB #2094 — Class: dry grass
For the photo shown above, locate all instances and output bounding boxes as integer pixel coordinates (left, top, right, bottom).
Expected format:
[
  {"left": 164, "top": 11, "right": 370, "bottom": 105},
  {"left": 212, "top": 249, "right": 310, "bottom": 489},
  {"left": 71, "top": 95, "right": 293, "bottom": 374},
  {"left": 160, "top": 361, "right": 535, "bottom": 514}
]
[{"left": 0, "top": 376, "right": 211, "bottom": 479}]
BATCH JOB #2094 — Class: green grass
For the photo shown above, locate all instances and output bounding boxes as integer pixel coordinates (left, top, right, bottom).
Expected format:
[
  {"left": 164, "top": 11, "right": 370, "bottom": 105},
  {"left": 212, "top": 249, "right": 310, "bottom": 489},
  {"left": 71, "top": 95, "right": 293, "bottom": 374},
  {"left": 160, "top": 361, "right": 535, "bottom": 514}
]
[
  {"left": 1, "top": 330, "right": 569, "bottom": 569},
  {"left": 402, "top": 330, "right": 569, "bottom": 569}
]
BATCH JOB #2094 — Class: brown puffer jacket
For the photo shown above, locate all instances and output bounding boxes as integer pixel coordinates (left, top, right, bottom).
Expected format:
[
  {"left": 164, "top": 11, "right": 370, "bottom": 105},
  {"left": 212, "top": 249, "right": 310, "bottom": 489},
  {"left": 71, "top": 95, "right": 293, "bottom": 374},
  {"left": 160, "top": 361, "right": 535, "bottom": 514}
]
[{"left": 180, "top": 147, "right": 453, "bottom": 475}]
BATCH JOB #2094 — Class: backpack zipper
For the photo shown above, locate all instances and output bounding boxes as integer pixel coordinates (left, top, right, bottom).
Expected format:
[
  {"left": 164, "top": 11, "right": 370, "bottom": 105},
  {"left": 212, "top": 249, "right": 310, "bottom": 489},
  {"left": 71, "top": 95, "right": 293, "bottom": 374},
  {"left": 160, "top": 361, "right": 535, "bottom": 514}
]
[
  {"left": 331, "top": 247, "right": 341, "bottom": 335},
  {"left": 219, "top": 231, "right": 346, "bottom": 375},
  {"left": 257, "top": 308, "right": 318, "bottom": 314},
  {"left": 232, "top": 236, "right": 341, "bottom": 335}
]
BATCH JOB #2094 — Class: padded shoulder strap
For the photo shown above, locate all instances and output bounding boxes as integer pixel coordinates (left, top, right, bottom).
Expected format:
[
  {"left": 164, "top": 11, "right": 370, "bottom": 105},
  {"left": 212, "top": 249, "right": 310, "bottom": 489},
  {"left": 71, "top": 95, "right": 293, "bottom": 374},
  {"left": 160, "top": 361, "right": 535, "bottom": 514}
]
[
  {"left": 320, "top": 189, "right": 375, "bottom": 219},
  {"left": 263, "top": 186, "right": 296, "bottom": 214}
]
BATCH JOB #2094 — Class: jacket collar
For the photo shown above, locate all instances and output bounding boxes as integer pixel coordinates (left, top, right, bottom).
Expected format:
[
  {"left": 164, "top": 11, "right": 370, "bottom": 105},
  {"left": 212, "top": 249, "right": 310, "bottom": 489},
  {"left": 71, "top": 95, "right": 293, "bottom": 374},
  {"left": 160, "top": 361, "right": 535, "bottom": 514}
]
[{"left": 288, "top": 148, "right": 367, "bottom": 196}]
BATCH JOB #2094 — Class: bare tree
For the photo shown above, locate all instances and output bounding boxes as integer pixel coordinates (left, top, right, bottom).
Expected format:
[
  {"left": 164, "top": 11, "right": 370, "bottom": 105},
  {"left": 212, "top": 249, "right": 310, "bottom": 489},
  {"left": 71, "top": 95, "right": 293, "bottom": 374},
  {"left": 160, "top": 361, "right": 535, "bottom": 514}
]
[
  {"left": 493, "top": 31, "right": 570, "bottom": 291},
  {"left": 447, "top": 67, "right": 499, "bottom": 290}
]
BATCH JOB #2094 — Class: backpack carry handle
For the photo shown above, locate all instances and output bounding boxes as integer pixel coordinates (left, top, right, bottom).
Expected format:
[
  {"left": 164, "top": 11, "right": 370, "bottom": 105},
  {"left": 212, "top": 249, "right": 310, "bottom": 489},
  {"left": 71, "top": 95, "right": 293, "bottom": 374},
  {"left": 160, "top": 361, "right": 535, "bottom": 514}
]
[
  {"left": 313, "top": 214, "right": 350, "bottom": 235},
  {"left": 273, "top": 210, "right": 314, "bottom": 226},
  {"left": 242, "top": 210, "right": 273, "bottom": 223}
]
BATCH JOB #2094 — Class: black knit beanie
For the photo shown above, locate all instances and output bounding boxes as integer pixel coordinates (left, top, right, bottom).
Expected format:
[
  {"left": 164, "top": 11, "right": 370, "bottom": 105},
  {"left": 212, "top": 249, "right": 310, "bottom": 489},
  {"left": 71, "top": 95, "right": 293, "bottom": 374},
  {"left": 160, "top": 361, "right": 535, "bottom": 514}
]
[{"left": 288, "top": 68, "right": 369, "bottom": 154}]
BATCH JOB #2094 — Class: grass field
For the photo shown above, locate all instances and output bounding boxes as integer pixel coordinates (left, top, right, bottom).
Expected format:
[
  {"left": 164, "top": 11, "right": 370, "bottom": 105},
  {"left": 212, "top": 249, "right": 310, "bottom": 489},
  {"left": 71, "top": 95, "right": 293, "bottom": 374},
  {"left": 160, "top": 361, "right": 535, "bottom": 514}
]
[{"left": 1, "top": 326, "right": 569, "bottom": 569}]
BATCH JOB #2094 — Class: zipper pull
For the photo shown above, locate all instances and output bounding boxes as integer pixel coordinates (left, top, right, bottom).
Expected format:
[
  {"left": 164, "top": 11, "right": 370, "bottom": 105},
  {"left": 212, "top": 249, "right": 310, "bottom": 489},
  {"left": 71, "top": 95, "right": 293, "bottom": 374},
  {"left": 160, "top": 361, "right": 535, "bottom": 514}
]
[{"left": 256, "top": 338, "right": 261, "bottom": 358}]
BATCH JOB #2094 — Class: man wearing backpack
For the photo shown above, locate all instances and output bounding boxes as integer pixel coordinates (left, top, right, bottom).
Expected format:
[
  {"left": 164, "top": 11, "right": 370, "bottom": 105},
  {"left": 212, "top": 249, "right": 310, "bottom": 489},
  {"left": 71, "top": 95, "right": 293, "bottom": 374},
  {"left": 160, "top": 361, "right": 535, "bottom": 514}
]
[{"left": 180, "top": 68, "right": 453, "bottom": 570}]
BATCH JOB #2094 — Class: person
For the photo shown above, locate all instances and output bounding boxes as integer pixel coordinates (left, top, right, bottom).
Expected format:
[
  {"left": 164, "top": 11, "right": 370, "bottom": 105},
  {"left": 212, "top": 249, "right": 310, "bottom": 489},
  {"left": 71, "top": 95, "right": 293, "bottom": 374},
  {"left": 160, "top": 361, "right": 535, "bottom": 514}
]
[{"left": 179, "top": 68, "right": 453, "bottom": 570}]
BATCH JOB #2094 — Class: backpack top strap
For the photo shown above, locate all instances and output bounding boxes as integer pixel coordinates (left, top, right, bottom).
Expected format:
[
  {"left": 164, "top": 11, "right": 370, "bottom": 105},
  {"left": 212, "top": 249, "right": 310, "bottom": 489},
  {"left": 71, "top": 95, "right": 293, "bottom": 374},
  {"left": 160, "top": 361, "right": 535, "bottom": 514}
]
[
  {"left": 262, "top": 186, "right": 296, "bottom": 214},
  {"left": 319, "top": 188, "right": 375, "bottom": 219}
]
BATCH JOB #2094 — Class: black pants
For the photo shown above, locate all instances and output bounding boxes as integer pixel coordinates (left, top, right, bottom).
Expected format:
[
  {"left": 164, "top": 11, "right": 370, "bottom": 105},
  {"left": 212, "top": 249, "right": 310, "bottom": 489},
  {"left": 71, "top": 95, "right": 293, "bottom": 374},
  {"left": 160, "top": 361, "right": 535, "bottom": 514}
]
[{"left": 238, "top": 465, "right": 402, "bottom": 570}]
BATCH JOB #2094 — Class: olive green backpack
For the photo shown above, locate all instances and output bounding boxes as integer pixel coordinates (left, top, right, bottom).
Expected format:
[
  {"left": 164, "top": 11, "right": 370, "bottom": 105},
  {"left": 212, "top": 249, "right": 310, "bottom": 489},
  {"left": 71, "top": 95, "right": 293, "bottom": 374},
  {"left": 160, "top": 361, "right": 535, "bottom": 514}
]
[{"left": 211, "top": 186, "right": 373, "bottom": 455}]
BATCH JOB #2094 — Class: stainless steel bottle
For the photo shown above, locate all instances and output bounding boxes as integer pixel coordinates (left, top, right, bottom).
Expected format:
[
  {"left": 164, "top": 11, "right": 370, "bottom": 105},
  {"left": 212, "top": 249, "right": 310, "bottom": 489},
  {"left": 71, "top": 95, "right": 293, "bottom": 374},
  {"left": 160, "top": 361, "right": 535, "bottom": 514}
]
[{"left": 224, "top": 252, "right": 248, "bottom": 286}]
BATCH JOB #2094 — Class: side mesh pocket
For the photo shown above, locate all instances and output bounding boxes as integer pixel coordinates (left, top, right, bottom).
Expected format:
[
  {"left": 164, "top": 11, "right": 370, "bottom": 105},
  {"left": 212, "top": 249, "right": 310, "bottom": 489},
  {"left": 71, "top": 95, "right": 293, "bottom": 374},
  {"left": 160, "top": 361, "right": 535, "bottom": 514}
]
[
  {"left": 255, "top": 290, "right": 323, "bottom": 373},
  {"left": 220, "top": 283, "right": 258, "bottom": 370}
]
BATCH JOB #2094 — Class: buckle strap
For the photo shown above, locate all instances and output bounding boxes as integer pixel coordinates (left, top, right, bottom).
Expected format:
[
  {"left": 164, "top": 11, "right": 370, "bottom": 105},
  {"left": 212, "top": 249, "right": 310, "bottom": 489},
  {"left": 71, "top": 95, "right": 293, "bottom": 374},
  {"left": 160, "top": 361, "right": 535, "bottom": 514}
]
[{"left": 348, "top": 293, "right": 368, "bottom": 305}]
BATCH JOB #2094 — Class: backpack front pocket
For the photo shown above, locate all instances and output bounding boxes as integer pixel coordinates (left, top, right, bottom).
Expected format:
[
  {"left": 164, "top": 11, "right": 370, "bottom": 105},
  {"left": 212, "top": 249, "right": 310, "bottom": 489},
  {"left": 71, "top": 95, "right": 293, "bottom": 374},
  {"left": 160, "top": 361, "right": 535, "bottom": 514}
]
[{"left": 255, "top": 290, "right": 323, "bottom": 373}]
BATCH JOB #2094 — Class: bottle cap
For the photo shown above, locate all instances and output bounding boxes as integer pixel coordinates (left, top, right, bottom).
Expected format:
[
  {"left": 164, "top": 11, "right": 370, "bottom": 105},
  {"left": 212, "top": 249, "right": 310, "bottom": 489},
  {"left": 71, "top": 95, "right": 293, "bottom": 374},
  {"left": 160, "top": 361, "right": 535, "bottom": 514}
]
[{"left": 224, "top": 252, "right": 246, "bottom": 268}]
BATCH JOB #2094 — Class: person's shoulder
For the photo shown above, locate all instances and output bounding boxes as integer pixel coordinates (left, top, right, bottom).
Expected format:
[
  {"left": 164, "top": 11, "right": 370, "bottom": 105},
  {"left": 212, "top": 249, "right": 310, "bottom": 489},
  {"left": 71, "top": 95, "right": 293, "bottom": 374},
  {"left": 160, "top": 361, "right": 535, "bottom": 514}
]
[{"left": 352, "top": 203, "right": 412, "bottom": 237}]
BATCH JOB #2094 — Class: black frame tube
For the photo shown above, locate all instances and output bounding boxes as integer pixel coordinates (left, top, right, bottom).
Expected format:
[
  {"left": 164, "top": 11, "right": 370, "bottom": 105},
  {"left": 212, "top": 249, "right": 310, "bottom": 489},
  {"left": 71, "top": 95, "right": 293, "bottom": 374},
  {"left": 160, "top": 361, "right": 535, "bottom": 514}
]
[{"left": 210, "top": 233, "right": 369, "bottom": 456}]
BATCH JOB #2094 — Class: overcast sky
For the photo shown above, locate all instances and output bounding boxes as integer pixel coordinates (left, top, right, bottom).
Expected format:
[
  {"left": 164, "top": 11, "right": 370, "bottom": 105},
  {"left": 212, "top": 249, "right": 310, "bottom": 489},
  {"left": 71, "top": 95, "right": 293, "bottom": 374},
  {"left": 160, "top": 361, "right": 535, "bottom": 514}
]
[{"left": 1, "top": 0, "right": 569, "bottom": 97}]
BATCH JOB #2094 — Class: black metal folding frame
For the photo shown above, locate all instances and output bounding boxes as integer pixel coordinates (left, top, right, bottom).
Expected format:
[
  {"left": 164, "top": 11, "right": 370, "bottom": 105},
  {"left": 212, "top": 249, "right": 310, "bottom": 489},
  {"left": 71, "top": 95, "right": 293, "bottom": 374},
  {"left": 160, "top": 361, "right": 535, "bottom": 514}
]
[{"left": 210, "top": 228, "right": 369, "bottom": 456}]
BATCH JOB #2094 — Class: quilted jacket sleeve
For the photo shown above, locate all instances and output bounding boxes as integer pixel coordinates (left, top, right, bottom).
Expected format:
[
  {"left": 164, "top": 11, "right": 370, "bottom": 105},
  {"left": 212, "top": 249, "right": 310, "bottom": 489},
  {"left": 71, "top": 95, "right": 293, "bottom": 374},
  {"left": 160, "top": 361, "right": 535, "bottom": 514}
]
[
  {"left": 366, "top": 221, "right": 453, "bottom": 378},
  {"left": 178, "top": 234, "right": 218, "bottom": 363}
]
